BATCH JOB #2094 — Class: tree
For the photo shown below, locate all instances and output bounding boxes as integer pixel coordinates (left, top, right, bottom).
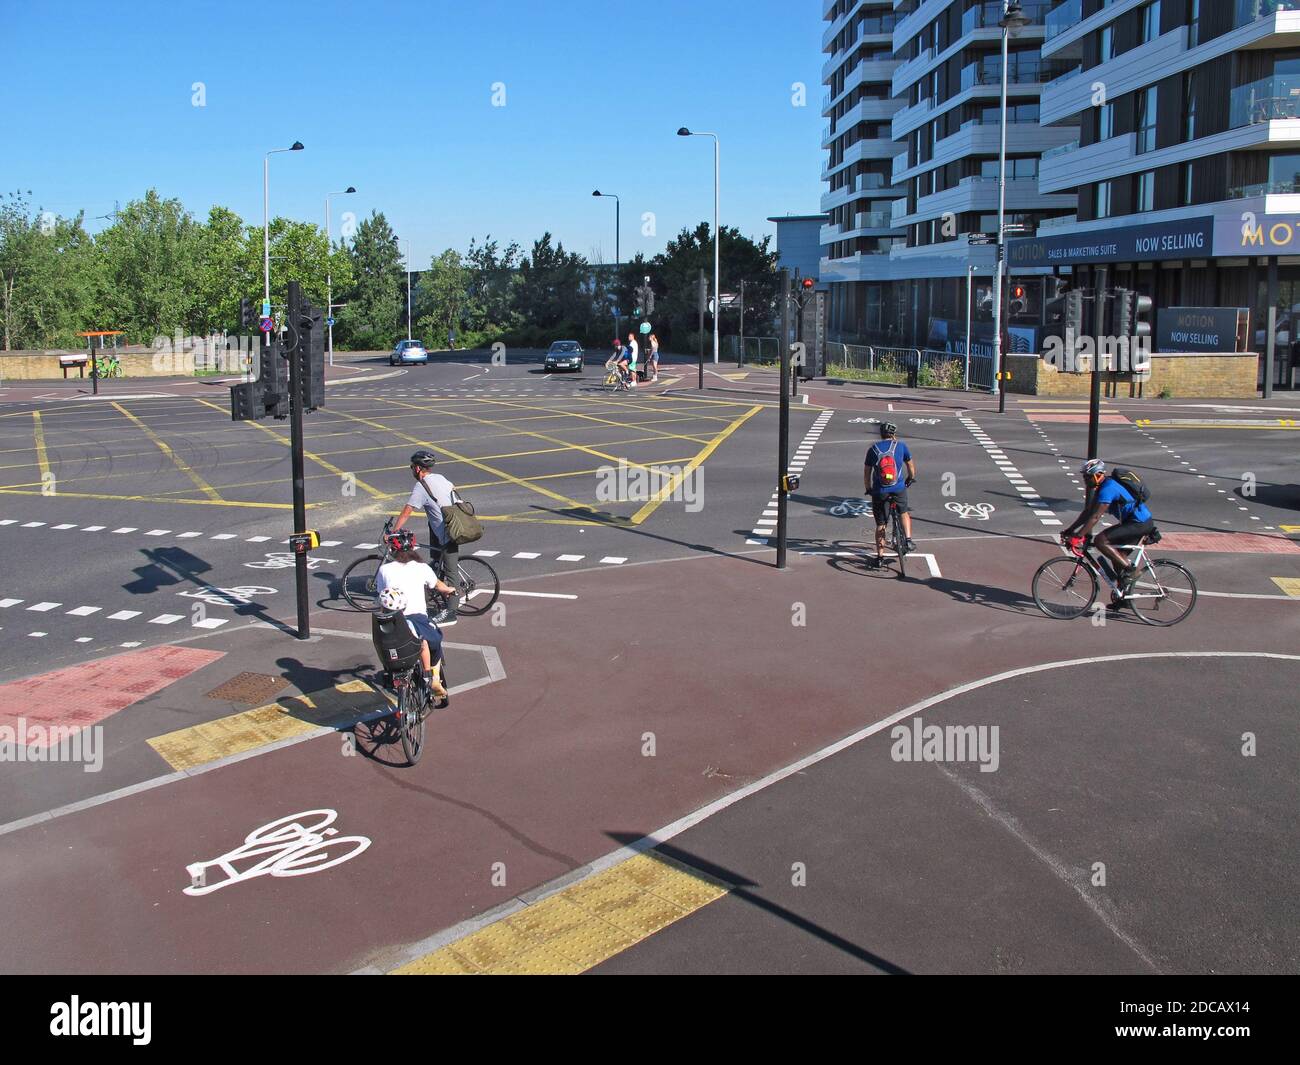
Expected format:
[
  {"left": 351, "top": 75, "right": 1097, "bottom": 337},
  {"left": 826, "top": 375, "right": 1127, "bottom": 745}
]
[
  {"left": 0, "top": 193, "right": 99, "bottom": 350},
  {"left": 415, "top": 248, "right": 469, "bottom": 346},
  {"left": 338, "top": 211, "right": 403, "bottom": 349},
  {"left": 516, "top": 232, "right": 588, "bottom": 335},
  {"left": 94, "top": 190, "right": 203, "bottom": 344},
  {"left": 462, "top": 236, "right": 522, "bottom": 342},
  {"left": 191, "top": 206, "right": 252, "bottom": 335}
]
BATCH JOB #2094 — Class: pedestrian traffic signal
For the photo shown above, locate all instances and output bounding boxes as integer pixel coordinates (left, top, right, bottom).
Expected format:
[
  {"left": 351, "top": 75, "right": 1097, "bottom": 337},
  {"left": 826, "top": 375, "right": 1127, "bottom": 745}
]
[{"left": 1008, "top": 283, "right": 1030, "bottom": 318}]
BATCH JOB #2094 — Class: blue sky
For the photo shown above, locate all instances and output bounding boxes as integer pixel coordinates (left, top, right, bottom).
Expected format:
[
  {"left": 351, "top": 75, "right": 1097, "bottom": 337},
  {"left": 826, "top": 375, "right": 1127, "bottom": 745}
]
[{"left": 3, "top": 0, "right": 825, "bottom": 268}]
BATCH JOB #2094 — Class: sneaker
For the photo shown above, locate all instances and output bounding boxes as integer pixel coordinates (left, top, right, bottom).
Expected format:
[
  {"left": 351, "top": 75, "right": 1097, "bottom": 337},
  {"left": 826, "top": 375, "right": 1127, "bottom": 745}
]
[
  {"left": 432, "top": 608, "right": 458, "bottom": 626},
  {"left": 1119, "top": 565, "right": 1139, "bottom": 595},
  {"left": 904, "top": 538, "right": 917, "bottom": 552}
]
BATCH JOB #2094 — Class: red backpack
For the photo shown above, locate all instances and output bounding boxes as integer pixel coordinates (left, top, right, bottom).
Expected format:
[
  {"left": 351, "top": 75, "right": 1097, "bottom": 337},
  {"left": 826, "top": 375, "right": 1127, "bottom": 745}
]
[{"left": 872, "top": 440, "right": 900, "bottom": 488}]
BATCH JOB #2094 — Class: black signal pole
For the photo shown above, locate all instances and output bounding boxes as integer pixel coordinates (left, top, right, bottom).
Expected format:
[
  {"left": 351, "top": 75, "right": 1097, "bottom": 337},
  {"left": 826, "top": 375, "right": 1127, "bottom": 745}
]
[
  {"left": 286, "top": 280, "right": 310, "bottom": 640},
  {"left": 777, "top": 268, "right": 791, "bottom": 570},
  {"left": 1087, "top": 266, "right": 1107, "bottom": 462}
]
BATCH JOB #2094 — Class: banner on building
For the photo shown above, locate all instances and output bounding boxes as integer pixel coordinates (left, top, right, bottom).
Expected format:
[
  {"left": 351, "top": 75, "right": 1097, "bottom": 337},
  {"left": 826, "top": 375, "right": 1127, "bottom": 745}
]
[
  {"left": 1006, "top": 217, "right": 1213, "bottom": 268},
  {"left": 1155, "top": 307, "right": 1249, "bottom": 353}
]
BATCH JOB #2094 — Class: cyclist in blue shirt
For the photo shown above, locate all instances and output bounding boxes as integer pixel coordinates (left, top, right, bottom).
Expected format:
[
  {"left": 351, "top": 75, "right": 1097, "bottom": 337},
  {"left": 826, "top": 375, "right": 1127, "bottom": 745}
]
[
  {"left": 864, "top": 421, "right": 916, "bottom": 566},
  {"left": 1062, "top": 458, "right": 1154, "bottom": 595}
]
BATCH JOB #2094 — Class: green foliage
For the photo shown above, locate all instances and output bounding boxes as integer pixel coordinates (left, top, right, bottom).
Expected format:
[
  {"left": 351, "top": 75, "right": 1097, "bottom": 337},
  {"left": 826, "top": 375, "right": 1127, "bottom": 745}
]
[{"left": 337, "top": 211, "right": 403, "bottom": 349}]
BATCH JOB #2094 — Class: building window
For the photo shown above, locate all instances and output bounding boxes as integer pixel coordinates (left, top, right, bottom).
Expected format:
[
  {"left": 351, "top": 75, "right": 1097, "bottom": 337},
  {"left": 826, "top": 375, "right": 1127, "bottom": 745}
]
[
  {"left": 1136, "top": 87, "right": 1158, "bottom": 153},
  {"left": 1097, "top": 102, "right": 1115, "bottom": 140},
  {"left": 1095, "top": 180, "right": 1113, "bottom": 218},
  {"left": 1268, "top": 152, "right": 1300, "bottom": 193},
  {"left": 1181, "top": 162, "right": 1195, "bottom": 205},
  {"left": 1184, "top": 71, "right": 1197, "bottom": 140},
  {"left": 1135, "top": 171, "right": 1155, "bottom": 212},
  {"left": 1141, "top": 1, "right": 1161, "bottom": 45},
  {"left": 1188, "top": 0, "right": 1200, "bottom": 47},
  {"left": 1099, "top": 24, "right": 1114, "bottom": 62}
]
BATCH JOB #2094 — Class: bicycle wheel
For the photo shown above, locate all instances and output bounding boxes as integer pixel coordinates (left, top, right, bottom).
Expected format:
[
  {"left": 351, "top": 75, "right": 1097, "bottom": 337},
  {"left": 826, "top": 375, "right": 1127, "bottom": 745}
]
[
  {"left": 1128, "top": 559, "right": 1197, "bottom": 627},
  {"left": 397, "top": 681, "right": 426, "bottom": 765},
  {"left": 341, "top": 554, "right": 382, "bottom": 611},
  {"left": 454, "top": 557, "right": 500, "bottom": 616},
  {"left": 1032, "top": 556, "right": 1098, "bottom": 619},
  {"left": 891, "top": 509, "right": 907, "bottom": 579}
]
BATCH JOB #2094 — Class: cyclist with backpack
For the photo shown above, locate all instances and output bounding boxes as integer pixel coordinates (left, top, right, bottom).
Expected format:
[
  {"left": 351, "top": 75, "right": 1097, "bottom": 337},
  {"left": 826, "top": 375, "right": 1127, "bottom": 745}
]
[
  {"left": 1062, "top": 459, "right": 1154, "bottom": 598},
  {"left": 865, "top": 421, "right": 916, "bottom": 567}
]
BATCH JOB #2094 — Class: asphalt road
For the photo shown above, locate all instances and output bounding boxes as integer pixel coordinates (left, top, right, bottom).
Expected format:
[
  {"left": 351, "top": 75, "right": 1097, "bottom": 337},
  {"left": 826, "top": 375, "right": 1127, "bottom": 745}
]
[{"left": 0, "top": 349, "right": 1296, "bottom": 973}]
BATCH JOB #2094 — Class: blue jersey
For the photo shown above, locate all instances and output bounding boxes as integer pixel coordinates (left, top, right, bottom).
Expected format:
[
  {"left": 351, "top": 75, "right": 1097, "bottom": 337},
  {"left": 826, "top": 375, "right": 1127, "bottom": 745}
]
[
  {"left": 866, "top": 439, "right": 911, "bottom": 494},
  {"left": 1096, "top": 477, "right": 1151, "bottom": 523}
]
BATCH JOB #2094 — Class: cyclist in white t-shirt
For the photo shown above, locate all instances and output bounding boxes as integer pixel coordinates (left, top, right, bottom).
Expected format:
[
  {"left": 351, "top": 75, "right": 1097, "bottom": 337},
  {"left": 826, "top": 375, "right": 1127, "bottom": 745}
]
[{"left": 375, "top": 528, "right": 455, "bottom": 698}]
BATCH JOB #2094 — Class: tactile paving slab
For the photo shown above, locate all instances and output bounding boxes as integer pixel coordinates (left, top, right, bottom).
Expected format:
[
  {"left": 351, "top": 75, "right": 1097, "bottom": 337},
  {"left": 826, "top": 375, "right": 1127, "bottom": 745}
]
[
  {"left": 0, "top": 646, "right": 224, "bottom": 747},
  {"left": 204, "top": 671, "right": 291, "bottom": 704}
]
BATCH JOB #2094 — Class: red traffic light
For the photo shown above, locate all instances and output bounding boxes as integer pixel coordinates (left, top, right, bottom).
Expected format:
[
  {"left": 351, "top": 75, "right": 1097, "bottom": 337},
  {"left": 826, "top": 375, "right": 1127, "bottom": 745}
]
[
  {"left": 802, "top": 277, "right": 815, "bottom": 289},
  {"left": 1012, "top": 285, "right": 1026, "bottom": 298}
]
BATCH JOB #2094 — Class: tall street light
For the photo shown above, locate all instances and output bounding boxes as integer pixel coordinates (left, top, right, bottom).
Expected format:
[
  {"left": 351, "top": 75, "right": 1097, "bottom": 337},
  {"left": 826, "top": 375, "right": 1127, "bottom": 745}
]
[
  {"left": 993, "top": 1, "right": 1029, "bottom": 413},
  {"left": 592, "top": 190, "right": 620, "bottom": 336},
  {"left": 678, "top": 127, "right": 720, "bottom": 364},
  {"left": 405, "top": 240, "right": 413, "bottom": 342},
  {"left": 324, "top": 186, "right": 356, "bottom": 367},
  {"left": 263, "top": 142, "right": 304, "bottom": 310}
]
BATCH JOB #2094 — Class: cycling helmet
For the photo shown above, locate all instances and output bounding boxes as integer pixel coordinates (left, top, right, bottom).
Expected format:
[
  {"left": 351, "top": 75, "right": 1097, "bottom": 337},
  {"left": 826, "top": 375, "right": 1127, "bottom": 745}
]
[
  {"left": 879, "top": 421, "right": 898, "bottom": 438},
  {"left": 410, "top": 450, "right": 437, "bottom": 469},
  {"left": 378, "top": 586, "right": 406, "bottom": 614},
  {"left": 1080, "top": 458, "right": 1106, "bottom": 477},
  {"left": 385, "top": 528, "right": 417, "bottom": 553}
]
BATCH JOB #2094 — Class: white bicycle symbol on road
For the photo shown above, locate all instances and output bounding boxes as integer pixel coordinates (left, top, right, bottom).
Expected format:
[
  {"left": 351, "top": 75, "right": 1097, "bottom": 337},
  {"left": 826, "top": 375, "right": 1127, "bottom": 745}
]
[
  {"left": 244, "top": 552, "right": 338, "bottom": 571},
  {"left": 175, "top": 585, "right": 277, "bottom": 607},
  {"left": 830, "top": 498, "right": 873, "bottom": 517},
  {"left": 945, "top": 502, "right": 996, "bottom": 521},
  {"left": 184, "top": 809, "right": 371, "bottom": 897}
]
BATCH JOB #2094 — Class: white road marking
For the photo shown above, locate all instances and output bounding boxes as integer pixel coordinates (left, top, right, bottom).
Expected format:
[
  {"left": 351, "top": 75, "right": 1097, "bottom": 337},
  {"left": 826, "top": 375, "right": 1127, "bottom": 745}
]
[
  {"left": 192, "top": 618, "right": 229, "bottom": 629},
  {"left": 145, "top": 529, "right": 171, "bottom": 536},
  {"left": 177, "top": 531, "right": 203, "bottom": 538},
  {"left": 599, "top": 556, "right": 627, "bottom": 564},
  {"left": 52, "top": 523, "right": 76, "bottom": 530},
  {"left": 0, "top": 599, "right": 22, "bottom": 608},
  {"left": 149, "top": 614, "right": 184, "bottom": 625},
  {"left": 497, "top": 590, "right": 579, "bottom": 600},
  {"left": 556, "top": 554, "right": 585, "bottom": 562},
  {"left": 112, "top": 527, "right": 137, "bottom": 534},
  {"left": 21, "top": 522, "right": 45, "bottom": 528},
  {"left": 513, "top": 552, "right": 541, "bottom": 559},
  {"left": 27, "top": 602, "right": 60, "bottom": 612},
  {"left": 107, "top": 610, "right": 141, "bottom": 621},
  {"left": 66, "top": 606, "right": 101, "bottom": 617},
  {"left": 211, "top": 533, "right": 237, "bottom": 540},
  {"left": 246, "top": 536, "right": 271, "bottom": 543}
]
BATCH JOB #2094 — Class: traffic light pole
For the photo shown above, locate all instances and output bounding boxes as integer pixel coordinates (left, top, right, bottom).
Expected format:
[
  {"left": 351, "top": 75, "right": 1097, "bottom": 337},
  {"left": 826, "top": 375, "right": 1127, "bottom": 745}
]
[
  {"left": 776, "top": 269, "right": 790, "bottom": 570},
  {"left": 1087, "top": 266, "right": 1107, "bottom": 462},
  {"left": 286, "top": 281, "right": 310, "bottom": 640}
]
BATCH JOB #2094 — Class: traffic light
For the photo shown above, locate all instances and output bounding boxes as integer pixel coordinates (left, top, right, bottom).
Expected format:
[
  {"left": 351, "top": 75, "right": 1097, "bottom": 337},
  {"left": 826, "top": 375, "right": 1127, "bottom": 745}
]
[
  {"left": 1064, "top": 289, "right": 1086, "bottom": 334},
  {"left": 286, "top": 282, "right": 325, "bottom": 413},
  {"left": 1008, "top": 283, "right": 1030, "bottom": 318},
  {"left": 240, "top": 297, "right": 254, "bottom": 330},
  {"left": 1044, "top": 279, "right": 1069, "bottom": 325},
  {"left": 230, "top": 380, "right": 262, "bottom": 421},
  {"left": 256, "top": 335, "right": 290, "bottom": 419}
]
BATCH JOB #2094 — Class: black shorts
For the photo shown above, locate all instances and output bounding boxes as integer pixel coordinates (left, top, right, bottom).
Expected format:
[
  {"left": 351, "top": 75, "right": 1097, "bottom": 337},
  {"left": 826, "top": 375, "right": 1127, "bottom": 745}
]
[
  {"left": 1100, "top": 517, "right": 1155, "bottom": 546},
  {"left": 404, "top": 613, "right": 443, "bottom": 659},
  {"left": 870, "top": 488, "right": 909, "bottom": 525}
]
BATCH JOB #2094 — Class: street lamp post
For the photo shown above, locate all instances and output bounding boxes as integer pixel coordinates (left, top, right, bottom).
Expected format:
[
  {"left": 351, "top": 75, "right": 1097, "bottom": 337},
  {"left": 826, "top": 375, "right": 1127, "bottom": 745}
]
[
  {"left": 263, "top": 142, "right": 304, "bottom": 310},
  {"left": 678, "top": 128, "right": 720, "bottom": 364},
  {"left": 405, "top": 240, "right": 413, "bottom": 341},
  {"left": 593, "top": 190, "right": 620, "bottom": 336},
  {"left": 993, "top": 2, "right": 1029, "bottom": 413},
  {"left": 325, "top": 186, "right": 356, "bottom": 367}
]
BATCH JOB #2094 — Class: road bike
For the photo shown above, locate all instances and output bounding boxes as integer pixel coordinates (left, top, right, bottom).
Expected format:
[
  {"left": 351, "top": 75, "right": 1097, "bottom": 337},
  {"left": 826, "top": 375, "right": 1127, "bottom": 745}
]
[
  {"left": 341, "top": 518, "right": 500, "bottom": 615},
  {"left": 885, "top": 494, "right": 909, "bottom": 579},
  {"left": 1031, "top": 530, "right": 1197, "bottom": 626}
]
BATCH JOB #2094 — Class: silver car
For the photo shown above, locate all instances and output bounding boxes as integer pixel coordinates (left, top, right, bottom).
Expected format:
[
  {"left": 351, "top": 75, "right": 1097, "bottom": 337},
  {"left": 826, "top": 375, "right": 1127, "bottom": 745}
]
[{"left": 391, "top": 339, "right": 429, "bottom": 366}]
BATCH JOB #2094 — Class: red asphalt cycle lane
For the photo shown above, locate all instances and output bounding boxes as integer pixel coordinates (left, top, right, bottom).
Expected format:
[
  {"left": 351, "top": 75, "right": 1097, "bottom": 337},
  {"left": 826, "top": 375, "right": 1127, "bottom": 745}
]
[{"left": 0, "top": 535, "right": 1294, "bottom": 973}]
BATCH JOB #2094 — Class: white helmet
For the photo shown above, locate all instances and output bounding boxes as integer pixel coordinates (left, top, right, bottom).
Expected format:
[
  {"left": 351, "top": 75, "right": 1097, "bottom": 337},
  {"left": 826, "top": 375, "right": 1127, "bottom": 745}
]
[{"left": 378, "top": 586, "right": 406, "bottom": 613}]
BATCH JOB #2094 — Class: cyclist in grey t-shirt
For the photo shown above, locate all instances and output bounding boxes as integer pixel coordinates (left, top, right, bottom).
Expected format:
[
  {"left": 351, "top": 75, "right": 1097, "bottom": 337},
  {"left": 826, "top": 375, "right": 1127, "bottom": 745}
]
[{"left": 392, "top": 450, "right": 460, "bottom": 622}]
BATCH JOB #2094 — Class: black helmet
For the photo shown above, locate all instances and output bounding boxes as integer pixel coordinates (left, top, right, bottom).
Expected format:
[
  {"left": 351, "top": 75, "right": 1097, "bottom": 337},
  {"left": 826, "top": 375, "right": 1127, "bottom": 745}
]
[
  {"left": 879, "top": 421, "right": 898, "bottom": 438},
  {"left": 410, "top": 450, "right": 437, "bottom": 469}
]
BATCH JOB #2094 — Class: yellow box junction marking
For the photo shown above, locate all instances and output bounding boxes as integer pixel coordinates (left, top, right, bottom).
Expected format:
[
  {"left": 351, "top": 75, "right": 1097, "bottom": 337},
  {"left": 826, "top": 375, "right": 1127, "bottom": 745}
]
[
  {"left": 392, "top": 852, "right": 728, "bottom": 975},
  {"left": 1281, "top": 525, "right": 1300, "bottom": 534},
  {"left": 194, "top": 397, "right": 386, "bottom": 499},
  {"left": 1271, "top": 577, "right": 1300, "bottom": 598},
  {"left": 147, "top": 679, "right": 379, "bottom": 771},
  {"left": 110, "top": 402, "right": 224, "bottom": 501}
]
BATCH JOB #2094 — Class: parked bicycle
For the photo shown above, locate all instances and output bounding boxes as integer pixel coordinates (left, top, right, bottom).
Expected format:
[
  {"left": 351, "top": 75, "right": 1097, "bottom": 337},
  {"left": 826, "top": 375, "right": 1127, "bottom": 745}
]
[
  {"left": 1031, "top": 530, "right": 1196, "bottom": 625},
  {"left": 341, "top": 518, "right": 499, "bottom": 615},
  {"left": 91, "top": 352, "right": 123, "bottom": 379}
]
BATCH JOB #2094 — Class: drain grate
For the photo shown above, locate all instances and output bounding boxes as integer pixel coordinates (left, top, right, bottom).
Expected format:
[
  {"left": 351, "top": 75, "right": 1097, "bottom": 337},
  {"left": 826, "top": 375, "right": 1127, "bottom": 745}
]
[{"left": 204, "top": 671, "right": 291, "bottom": 704}]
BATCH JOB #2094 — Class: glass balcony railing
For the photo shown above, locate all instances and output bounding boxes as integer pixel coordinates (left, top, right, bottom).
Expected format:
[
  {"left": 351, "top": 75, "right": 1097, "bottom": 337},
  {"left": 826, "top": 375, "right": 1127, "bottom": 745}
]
[
  {"left": 855, "top": 210, "right": 894, "bottom": 229},
  {"left": 1041, "top": 139, "right": 1079, "bottom": 160},
  {"left": 1235, "top": 0, "right": 1300, "bottom": 29},
  {"left": 964, "top": 0, "right": 1050, "bottom": 34},
  {"left": 960, "top": 58, "right": 1047, "bottom": 90},
  {"left": 1044, "top": 0, "right": 1083, "bottom": 40},
  {"left": 1230, "top": 74, "right": 1300, "bottom": 127},
  {"left": 1228, "top": 181, "right": 1300, "bottom": 198}
]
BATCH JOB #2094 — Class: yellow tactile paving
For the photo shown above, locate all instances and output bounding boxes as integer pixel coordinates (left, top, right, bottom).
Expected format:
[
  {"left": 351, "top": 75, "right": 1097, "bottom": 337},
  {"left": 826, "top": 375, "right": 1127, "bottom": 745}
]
[
  {"left": 392, "top": 851, "right": 729, "bottom": 975},
  {"left": 1270, "top": 577, "right": 1300, "bottom": 598},
  {"left": 146, "top": 679, "right": 384, "bottom": 770}
]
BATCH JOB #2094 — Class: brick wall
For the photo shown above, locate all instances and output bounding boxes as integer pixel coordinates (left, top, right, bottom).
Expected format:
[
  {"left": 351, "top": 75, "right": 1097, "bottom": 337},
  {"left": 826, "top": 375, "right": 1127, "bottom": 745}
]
[{"left": 1005, "top": 353, "right": 1260, "bottom": 398}]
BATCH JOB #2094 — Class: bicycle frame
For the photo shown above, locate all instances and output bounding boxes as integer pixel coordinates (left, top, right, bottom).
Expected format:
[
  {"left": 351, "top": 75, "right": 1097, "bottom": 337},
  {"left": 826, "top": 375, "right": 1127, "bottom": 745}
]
[{"left": 1070, "top": 540, "right": 1164, "bottom": 602}]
